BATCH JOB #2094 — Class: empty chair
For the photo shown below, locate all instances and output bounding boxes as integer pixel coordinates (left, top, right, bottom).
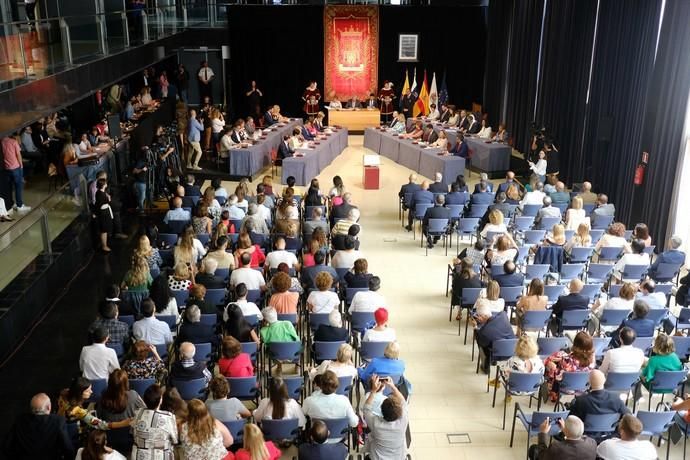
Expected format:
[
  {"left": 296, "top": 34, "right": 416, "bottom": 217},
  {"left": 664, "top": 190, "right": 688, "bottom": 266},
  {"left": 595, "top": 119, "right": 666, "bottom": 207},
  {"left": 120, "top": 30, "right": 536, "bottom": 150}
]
[
  {"left": 260, "top": 418, "right": 301, "bottom": 443},
  {"left": 587, "top": 263, "right": 613, "bottom": 284},
  {"left": 279, "top": 375, "right": 305, "bottom": 401},
  {"left": 672, "top": 335, "right": 690, "bottom": 362},
  {"left": 583, "top": 203, "right": 596, "bottom": 216},
  {"left": 246, "top": 289, "right": 262, "bottom": 304},
  {"left": 635, "top": 409, "right": 676, "bottom": 459},
  {"left": 266, "top": 341, "right": 302, "bottom": 372},
  {"left": 524, "top": 264, "right": 550, "bottom": 282},
  {"left": 447, "top": 204, "right": 463, "bottom": 223},
  {"left": 559, "top": 263, "right": 585, "bottom": 284},
  {"left": 336, "top": 376, "right": 354, "bottom": 398},
  {"left": 513, "top": 215, "right": 535, "bottom": 232},
  {"left": 485, "top": 338, "right": 519, "bottom": 397},
  {"left": 193, "top": 342, "right": 213, "bottom": 362},
  {"left": 520, "top": 310, "right": 552, "bottom": 336},
  {"left": 157, "top": 315, "right": 177, "bottom": 331},
  {"left": 460, "top": 288, "right": 483, "bottom": 341},
  {"left": 345, "top": 287, "right": 368, "bottom": 309},
  {"left": 197, "top": 233, "right": 211, "bottom": 246},
  {"left": 537, "top": 216, "right": 561, "bottom": 231},
  {"left": 129, "top": 378, "right": 156, "bottom": 398},
  {"left": 568, "top": 246, "right": 594, "bottom": 263},
  {"left": 221, "top": 419, "right": 247, "bottom": 446},
  {"left": 589, "top": 229, "right": 605, "bottom": 244},
  {"left": 158, "top": 233, "right": 179, "bottom": 247},
  {"left": 226, "top": 376, "right": 260, "bottom": 405},
  {"left": 500, "top": 286, "right": 523, "bottom": 307},
  {"left": 199, "top": 314, "right": 217, "bottom": 326},
  {"left": 119, "top": 315, "right": 135, "bottom": 328},
  {"left": 646, "top": 309, "right": 668, "bottom": 328},
  {"left": 584, "top": 413, "right": 620, "bottom": 437},
  {"left": 559, "top": 310, "right": 590, "bottom": 334},
  {"left": 524, "top": 230, "right": 546, "bottom": 245},
  {"left": 521, "top": 204, "right": 542, "bottom": 217},
  {"left": 651, "top": 263, "right": 682, "bottom": 283},
  {"left": 455, "top": 218, "right": 480, "bottom": 247},
  {"left": 632, "top": 336, "right": 654, "bottom": 353},
  {"left": 620, "top": 264, "right": 649, "bottom": 283},
  {"left": 644, "top": 370, "right": 688, "bottom": 410},
  {"left": 465, "top": 203, "right": 489, "bottom": 219},
  {"left": 592, "top": 337, "right": 611, "bottom": 361},
  {"left": 510, "top": 405, "right": 569, "bottom": 459},
  {"left": 172, "top": 290, "right": 190, "bottom": 306},
  {"left": 413, "top": 203, "right": 433, "bottom": 238},
  {"left": 426, "top": 218, "right": 450, "bottom": 255},
  {"left": 240, "top": 342, "right": 259, "bottom": 365},
  {"left": 605, "top": 372, "right": 640, "bottom": 402},
  {"left": 216, "top": 268, "right": 230, "bottom": 280},
  {"left": 537, "top": 337, "right": 570, "bottom": 358},
  {"left": 608, "top": 284, "right": 622, "bottom": 298},
  {"left": 555, "top": 371, "right": 590, "bottom": 410},
  {"left": 515, "top": 246, "right": 531, "bottom": 266},
  {"left": 580, "top": 283, "right": 603, "bottom": 304},
  {"left": 598, "top": 246, "right": 623, "bottom": 263},
  {"left": 591, "top": 215, "right": 614, "bottom": 229},
  {"left": 313, "top": 341, "right": 346, "bottom": 364},
  {"left": 172, "top": 377, "right": 207, "bottom": 401},
  {"left": 205, "top": 289, "right": 227, "bottom": 307},
  {"left": 358, "top": 340, "right": 390, "bottom": 366},
  {"left": 598, "top": 309, "right": 631, "bottom": 333},
  {"left": 349, "top": 311, "right": 376, "bottom": 336},
  {"left": 544, "top": 284, "right": 565, "bottom": 304},
  {"left": 86, "top": 378, "right": 108, "bottom": 404},
  {"left": 308, "top": 313, "right": 331, "bottom": 335},
  {"left": 498, "top": 372, "right": 544, "bottom": 429}
]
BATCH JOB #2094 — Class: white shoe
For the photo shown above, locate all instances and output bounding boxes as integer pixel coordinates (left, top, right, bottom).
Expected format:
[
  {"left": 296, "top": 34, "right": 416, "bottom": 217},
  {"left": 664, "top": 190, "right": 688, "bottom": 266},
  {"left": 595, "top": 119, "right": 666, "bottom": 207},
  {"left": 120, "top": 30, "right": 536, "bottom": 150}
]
[
  {"left": 192, "top": 165, "right": 202, "bottom": 170},
  {"left": 15, "top": 205, "right": 31, "bottom": 212},
  {"left": 186, "top": 163, "right": 193, "bottom": 169}
]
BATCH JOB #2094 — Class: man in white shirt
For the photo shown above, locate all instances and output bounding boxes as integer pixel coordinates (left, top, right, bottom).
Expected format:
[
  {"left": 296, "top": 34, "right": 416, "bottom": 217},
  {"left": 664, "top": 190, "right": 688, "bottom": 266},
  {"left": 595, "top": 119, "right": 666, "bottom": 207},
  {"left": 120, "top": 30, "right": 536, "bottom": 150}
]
[
  {"left": 197, "top": 60, "right": 215, "bottom": 102},
  {"left": 224, "top": 195, "right": 246, "bottom": 220},
  {"left": 229, "top": 253, "right": 267, "bottom": 291},
  {"left": 224, "top": 283, "right": 263, "bottom": 322},
  {"left": 613, "top": 239, "right": 650, "bottom": 281},
  {"left": 599, "top": 327, "right": 646, "bottom": 374},
  {"left": 519, "top": 182, "right": 546, "bottom": 207},
  {"left": 79, "top": 327, "right": 120, "bottom": 380},
  {"left": 132, "top": 299, "right": 173, "bottom": 345},
  {"left": 596, "top": 414, "right": 657, "bottom": 460},
  {"left": 331, "top": 236, "right": 364, "bottom": 269},
  {"left": 303, "top": 370, "right": 359, "bottom": 443},
  {"left": 363, "top": 375, "right": 409, "bottom": 460},
  {"left": 264, "top": 237, "right": 300, "bottom": 271},
  {"left": 636, "top": 279, "right": 667, "bottom": 310},
  {"left": 350, "top": 277, "right": 387, "bottom": 312}
]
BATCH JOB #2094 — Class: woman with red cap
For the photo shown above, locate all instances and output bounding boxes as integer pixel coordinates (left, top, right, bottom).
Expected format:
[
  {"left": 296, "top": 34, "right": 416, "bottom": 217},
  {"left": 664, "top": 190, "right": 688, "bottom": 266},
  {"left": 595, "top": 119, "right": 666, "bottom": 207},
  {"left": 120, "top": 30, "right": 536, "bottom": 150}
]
[{"left": 362, "top": 308, "right": 397, "bottom": 342}]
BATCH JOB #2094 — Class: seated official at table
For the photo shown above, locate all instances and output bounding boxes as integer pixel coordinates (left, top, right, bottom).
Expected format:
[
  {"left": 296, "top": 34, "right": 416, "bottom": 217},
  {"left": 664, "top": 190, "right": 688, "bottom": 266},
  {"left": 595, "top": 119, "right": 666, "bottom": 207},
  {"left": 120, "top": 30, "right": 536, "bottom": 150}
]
[
  {"left": 446, "top": 107, "right": 459, "bottom": 126},
  {"left": 328, "top": 95, "right": 342, "bottom": 109},
  {"left": 430, "top": 130, "right": 448, "bottom": 149},
  {"left": 289, "top": 128, "right": 304, "bottom": 150},
  {"left": 346, "top": 96, "right": 360, "bottom": 109},
  {"left": 314, "top": 112, "right": 325, "bottom": 131},
  {"left": 77, "top": 133, "right": 96, "bottom": 158},
  {"left": 447, "top": 133, "right": 468, "bottom": 158},
  {"left": 403, "top": 121, "right": 423, "bottom": 139},
  {"left": 392, "top": 114, "right": 406, "bottom": 134},
  {"left": 439, "top": 104, "right": 451, "bottom": 123},
  {"left": 278, "top": 136, "right": 294, "bottom": 162},
  {"left": 477, "top": 119, "right": 492, "bottom": 139},
  {"left": 465, "top": 114, "right": 480, "bottom": 134},
  {"left": 264, "top": 105, "right": 279, "bottom": 126},
  {"left": 493, "top": 123, "right": 508, "bottom": 143},
  {"left": 219, "top": 127, "right": 233, "bottom": 158},
  {"left": 428, "top": 103, "right": 440, "bottom": 120},
  {"left": 364, "top": 93, "right": 378, "bottom": 109}
]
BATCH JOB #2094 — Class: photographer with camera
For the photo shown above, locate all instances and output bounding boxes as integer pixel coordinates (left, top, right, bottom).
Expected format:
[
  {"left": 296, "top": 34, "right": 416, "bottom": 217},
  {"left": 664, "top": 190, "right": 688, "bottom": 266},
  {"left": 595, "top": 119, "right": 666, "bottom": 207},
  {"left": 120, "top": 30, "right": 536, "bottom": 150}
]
[{"left": 363, "top": 374, "right": 409, "bottom": 460}]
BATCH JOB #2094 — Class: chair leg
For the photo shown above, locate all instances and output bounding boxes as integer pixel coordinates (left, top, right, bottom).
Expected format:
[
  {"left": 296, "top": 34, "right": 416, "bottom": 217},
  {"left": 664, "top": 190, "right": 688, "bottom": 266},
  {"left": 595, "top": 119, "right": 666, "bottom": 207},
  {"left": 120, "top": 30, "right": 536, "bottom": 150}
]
[
  {"left": 502, "top": 389, "right": 508, "bottom": 430},
  {"left": 464, "top": 309, "right": 470, "bottom": 343},
  {"left": 492, "top": 368, "right": 500, "bottom": 406},
  {"left": 509, "top": 402, "right": 518, "bottom": 447}
]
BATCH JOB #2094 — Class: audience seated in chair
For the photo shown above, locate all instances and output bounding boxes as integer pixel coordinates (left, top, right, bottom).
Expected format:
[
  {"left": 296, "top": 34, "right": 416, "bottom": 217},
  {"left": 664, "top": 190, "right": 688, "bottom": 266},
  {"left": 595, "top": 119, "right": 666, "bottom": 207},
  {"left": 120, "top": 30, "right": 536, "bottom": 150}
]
[
  {"left": 532, "top": 415, "right": 596, "bottom": 460},
  {"left": 302, "top": 370, "right": 359, "bottom": 440},
  {"left": 177, "top": 305, "right": 218, "bottom": 345},
  {"left": 474, "top": 302, "right": 515, "bottom": 374},
  {"left": 205, "top": 376, "right": 251, "bottom": 421},
  {"left": 350, "top": 276, "right": 386, "bottom": 312},
  {"left": 609, "top": 300, "right": 655, "bottom": 348},
  {"left": 170, "top": 341, "right": 212, "bottom": 384},
  {"left": 133, "top": 299, "right": 173, "bottom": 346},
  {"left": 253, "top": 377, "right": 306, "bottom": 428},
  {"left": 363, "top": 374, "right": 410, "bottom": 459},
  {"left": 566, "top": 370, "right": 629, "bottom": 428},
  {"left": 493, "top": 260, "right": 525, "bottom": 287},
  {"left": 405, "top": 181, "right": 433, "bottom": 231},
  {"left": 88, "top": 301, "right": 131, "bottom": 346},
  {"left": 544, "top": 332, "right": 595, "bottom": 402},
  {"left": 163, "top": 196, "right": 191, "bottom": 225},
  {"left": 598, "top": 327, "right": 645, "bottom": 375},
  {"left": 363, "top": 307, "right": 397, "bottom": 342},
  {"left": 596, "top": 414, "right": 657, "bottom": 460},
  {"left": 259, "top": 307, "right": 299, "bottom": 344},
  {"left": 314, "top": 310, "right": 350, "bottom": 343},
  {"left": 298, "top": 419, "right": 348, "bottom": 460}
]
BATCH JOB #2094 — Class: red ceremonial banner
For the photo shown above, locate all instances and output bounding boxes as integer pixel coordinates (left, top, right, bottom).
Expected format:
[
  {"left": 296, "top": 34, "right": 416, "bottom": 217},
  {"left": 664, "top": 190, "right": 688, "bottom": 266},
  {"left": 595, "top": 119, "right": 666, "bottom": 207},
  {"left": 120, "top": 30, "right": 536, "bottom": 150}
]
[{"left": 324, "top": 5, "right": 379, "bottom": 101}]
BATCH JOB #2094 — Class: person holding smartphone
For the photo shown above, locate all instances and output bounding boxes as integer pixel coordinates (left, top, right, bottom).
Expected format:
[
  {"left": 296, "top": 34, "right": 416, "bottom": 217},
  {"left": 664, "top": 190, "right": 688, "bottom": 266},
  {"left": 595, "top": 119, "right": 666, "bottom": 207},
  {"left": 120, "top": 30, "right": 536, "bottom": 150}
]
[
  {"left": 532, "top": 414, "right": 596, "bottom": 459},
  {"left": 363, "top": 375, "right": 409, "bottom": 460}
]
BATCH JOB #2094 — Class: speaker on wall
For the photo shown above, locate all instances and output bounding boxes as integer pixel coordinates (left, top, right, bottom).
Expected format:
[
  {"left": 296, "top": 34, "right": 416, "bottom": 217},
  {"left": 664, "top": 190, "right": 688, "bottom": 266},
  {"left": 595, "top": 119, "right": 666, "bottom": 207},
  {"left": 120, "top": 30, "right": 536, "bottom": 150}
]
[{"left": 222, "top": 45, "right": 230, "bottom": 60}]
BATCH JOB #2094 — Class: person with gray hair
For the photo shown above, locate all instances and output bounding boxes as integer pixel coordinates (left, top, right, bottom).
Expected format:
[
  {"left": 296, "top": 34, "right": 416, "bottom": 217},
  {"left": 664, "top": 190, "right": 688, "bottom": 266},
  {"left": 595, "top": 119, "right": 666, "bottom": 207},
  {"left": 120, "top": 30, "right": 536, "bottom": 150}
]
[
  {"left": 520, "top": 180, "right": 547, "bottom": 208},
  {"left": 240, "top": 202, "right": 269, "bottom": 234},
  {"left": 429, "top": 172, "right": 448, "bottom": 193},
  {"left": 648, "top": 234, "right": 685, "bottom": 280},
  {"left": 170, "top": 341, "right": 212, "bottom": 383},
  {"left": 534, "top": 414, "right": 596, "bottom": 459},
  {"left": 224, "top": 194, "right": 245, "bottom": 219},
  {"left": 535, "top": 195, "right": 561, "bottom": 226},
  {"left": 303, "top": 206, "right": 329, "bottom": 238},
  {"left": 422, "top": 192, "right": 450, "bottom": 249},
  {"left": 195, "top": 257, "right": 225, "bottom": 289},
  {"left": 2, "top": 393, "right": 74, "bottom": 458},
  {"left": 330, "top": 191, "right": 358, "bottom": 227},
  {"left": 472, "top": 172, "right": 494, "bottom": 194},
  {"left": 331, "top": 206, "right": 361, "bottom": 237},
  {"left": 313, "top": 308, "right": 349, "bottom": 342},
  {"left": 177, "top": 305, "right": 218, "bottom": 345}
]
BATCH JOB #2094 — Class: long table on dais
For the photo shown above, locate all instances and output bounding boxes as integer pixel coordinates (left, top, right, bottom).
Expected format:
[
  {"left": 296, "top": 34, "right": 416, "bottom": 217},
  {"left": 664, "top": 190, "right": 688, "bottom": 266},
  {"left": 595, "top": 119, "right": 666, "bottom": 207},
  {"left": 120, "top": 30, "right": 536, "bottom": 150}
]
[
  {"left": 281, "top": 128, "right": 349, "bottom": 186},
  {"left": 227, "top": 120, "right": 302, "bottom": 178},
  {"left": 326, "top": 108, "right": 380, "bottom": 131},
  {"left": 363, "top": 128, "right": 465, "bottom": 187}
]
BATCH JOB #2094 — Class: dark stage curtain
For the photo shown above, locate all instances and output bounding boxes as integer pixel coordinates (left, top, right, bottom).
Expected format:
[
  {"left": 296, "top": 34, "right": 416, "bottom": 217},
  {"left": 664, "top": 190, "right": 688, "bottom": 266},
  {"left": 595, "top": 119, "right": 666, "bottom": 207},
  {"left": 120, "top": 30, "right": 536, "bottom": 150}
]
[
  {"left": 578, "top": 0, "right": 661, "bottom": 227},
  {"left": 482, "top": 0, "right": 513, "bottom": 127},
  {"left": 503, "top": 0, "right": 544, "bottom": 153},
  {"left": 534, "top": 0, "right": 597, "bottom": 185},
  {"left": 227, "top": 6, "right": 325, "bottom": 119},
  {"left": 637, "top": 0, "right": 690, "bottom": 245},
  {"left": 377, "top": 6, "right": 487, "bottom": 110}
]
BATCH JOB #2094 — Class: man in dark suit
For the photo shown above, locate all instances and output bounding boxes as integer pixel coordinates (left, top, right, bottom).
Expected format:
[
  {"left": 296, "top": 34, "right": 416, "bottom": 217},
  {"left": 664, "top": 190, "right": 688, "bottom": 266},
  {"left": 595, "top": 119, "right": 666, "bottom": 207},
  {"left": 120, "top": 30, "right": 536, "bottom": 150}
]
[
  {"left": 170, "top": 341, "right": 212, "bottom": 383},
  {"left": 102, "top": 284, "right": 136, "bottom": 317},
  {"left": 427, "top": 127, "right": 439, "bottom": 144},
  {"left": 177, "top": 306, "right": 218, "bottom": 345},
  {"left": 183, "top": 174, "right": 201, "bottom": 197},
  {"left": 278, "top": 136, "right": 294, "bottom": 161},
  {"left": 301, "top": 121, "right": 316, "bottom": 141},
  {"left": 439, "top": 104, "right": 451, "bottom": 123},
  {"left": 648, "top": 235, "right": 685, "bottom": 280},
  {"left": 195, "top": 259, "right": 226, "bottom": 289},
  {"left": 549, "top": 279, "right": 590, "bottom": 335},
  {"left": 610, "top": 300, "right": 655, "bottom": 348},
  {"left": 264, "top": 107, "right": 277, "bottom": 126},
  {"left": 567, "top": 370, "right": 629, "bottom": 425},
  {"left": 428, "top": 172, "right": 448, "bottom": 194},
  {"left": 347, "top": 96, "right": 361, "bottom": 109},
  {"left": 475, "top": 310, "right": 515, "bottom": 374},
  {"left": 298, "top": 419, "right": 349, "bottom": 460},
  {"left": 445, "top": 182, "right": 468, "bottom": 205},
  {"left": 422, "top": 194, "right": 451, "bottom": 249},
  {"left": 466, "top": 114, "right": 480, "bottom": 134},
  {"left": 302, "top": 251, "right": 340, "bottom": 289},
  {"left": 466, "top": 181, "right": 494, "bottom": 216},
  {"left": 313, "top": 310, "right": 350, "bottom": 342},
  {"left": 406, "top": 181, "right": 433, "bottom": 231},
  {"left": 496, "top": 171, "right": 517, "bottom": 194},
  {"left": 493, "top": 261, "right": 525, "bottom": 287},
  {"left": 399, "top": 173, "right": 421, "bottom": 210},
  {"left": 1, "top": 393, "right": 73, "bottom": 459},
  {"left": 472, "top": 173, "right": 495, "bottom": 194},
  {"left": 534, "top": 415, "right": 597, "bottom": 460},
  {"left": 401, "top": 89, "right": 414, "bottom": 117},
  {"left": 457, "top": 109, "right": 469, "bottom": 132}
]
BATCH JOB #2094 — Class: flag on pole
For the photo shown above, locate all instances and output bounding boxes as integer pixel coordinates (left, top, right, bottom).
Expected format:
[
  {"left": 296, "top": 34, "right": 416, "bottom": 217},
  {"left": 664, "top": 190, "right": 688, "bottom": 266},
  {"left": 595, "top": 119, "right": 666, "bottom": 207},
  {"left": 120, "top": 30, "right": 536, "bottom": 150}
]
[
  {"left": 399, "top": 69, "right": 410, "bottom": 110},
  {"left": 439, "top": 69, "right": 449, "bottom": 107},
  {"left": 429, "top": 72, "right": 438, "bottom": 111},
  {"left": 413, "top": 70, "right": 429, "bottom": 117},
  {"left": 408, "top": 68, "right": 419, "bottom": 112}
]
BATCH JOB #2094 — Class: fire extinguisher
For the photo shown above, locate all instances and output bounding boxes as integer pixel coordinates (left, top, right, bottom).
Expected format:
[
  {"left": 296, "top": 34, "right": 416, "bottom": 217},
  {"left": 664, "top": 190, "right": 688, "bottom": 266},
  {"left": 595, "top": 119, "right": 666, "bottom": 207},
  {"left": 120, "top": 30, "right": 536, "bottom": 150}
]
[{"left": 634, "top": 162, "right": 646, "bottom": 186}]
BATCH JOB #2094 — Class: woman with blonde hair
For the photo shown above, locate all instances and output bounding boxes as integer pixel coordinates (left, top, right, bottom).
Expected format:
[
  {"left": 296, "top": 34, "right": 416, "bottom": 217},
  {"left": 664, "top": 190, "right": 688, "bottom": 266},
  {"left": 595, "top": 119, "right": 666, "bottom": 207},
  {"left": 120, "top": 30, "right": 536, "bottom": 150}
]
[
  {"left": 179, "top": 399, "right": 234, "bottom": 460},
  {"left": 174, "top": 225, "right": 206, "bottom": 268},
  {"left": 505, "top": 183, "right": 521, "bottom": 204},
  {"left": 516, "top": 278, "right": 548, "bottom": 333},
  {"left": 500, "top": 335, "right": 544, "bottom": 377},
  {"left": 133, "top": 234, "right": 163, "bottom": 279},
  {"left": 545, "top": 223, "right": 566, "bottom": 246},
  {"left": 192, "top": 203, "right": 213, "bottom": 236},
  {"left": 121, "top": 256, "right": 152, "bottom": 293},
  {"left": 234, "top": 423, "right": 281, "bottom": 460},
  {"left": 640, "top": 333, "right": 683, "bottom": 390},
  {"left": 309, "top": 343, "right": 358, "bottom": 381},
  {"left": 565, "top": 196, "right": 588, "bottom": 230},
  {"left": 565, "top": 222, "right": 592, "bottom": 252},
  {"left": 480, "top": 209, "right": 506, "bottom": 239},
  {"left": 473, "top": 280, "right": 505, "bottom": 313},
  {"left": 168, "top": 262, "right": 192, "bottom": 291}
]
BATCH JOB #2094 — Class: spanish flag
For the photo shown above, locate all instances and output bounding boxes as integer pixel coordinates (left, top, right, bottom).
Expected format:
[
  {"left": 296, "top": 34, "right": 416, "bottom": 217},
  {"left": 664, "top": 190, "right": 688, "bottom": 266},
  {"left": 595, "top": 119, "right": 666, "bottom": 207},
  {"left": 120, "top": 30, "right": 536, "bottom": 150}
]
[{"left": 413, "top": 70, "right": 429, "bottom": 117}]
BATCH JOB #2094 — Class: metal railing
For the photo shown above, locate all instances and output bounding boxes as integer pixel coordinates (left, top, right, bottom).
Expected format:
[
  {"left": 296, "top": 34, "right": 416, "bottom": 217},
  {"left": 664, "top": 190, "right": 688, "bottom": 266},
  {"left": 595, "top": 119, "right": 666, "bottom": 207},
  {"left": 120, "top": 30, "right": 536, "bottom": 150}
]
[{"left": 0, "top": 177, "right": 88, "bottom": 292}]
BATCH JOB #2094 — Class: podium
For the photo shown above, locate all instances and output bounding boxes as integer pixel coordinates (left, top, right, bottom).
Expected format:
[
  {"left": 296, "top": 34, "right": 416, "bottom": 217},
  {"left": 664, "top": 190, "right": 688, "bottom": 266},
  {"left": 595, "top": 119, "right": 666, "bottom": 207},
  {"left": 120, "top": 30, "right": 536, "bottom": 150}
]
[{"left": 363, "top": 154, "right": 380, "bottom": 190}]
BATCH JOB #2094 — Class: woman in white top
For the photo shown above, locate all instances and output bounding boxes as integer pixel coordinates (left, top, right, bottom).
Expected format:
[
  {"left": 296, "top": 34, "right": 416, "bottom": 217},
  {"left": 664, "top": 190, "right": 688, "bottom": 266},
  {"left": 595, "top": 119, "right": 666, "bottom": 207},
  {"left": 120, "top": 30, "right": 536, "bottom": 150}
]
[
  {"left": 474, "top": 280, "right": 505, "bottom": 314},
  {"left": 488, "top": 234, "right": 519, "bottom": 268},
  {"left": 564, "top": 222, "right": 593, "bottom": 253},
  {"left": 590, "top": 282, "right": 636, "bottom": 333},
  {"left": 76, "top": 430, "right": 126, "bottom": 460},
  {"left": 309, "top": 343, "right": 358, "bottom": 381},
  {"left": 210, "top": 108, "right": 225, "bottom": 136},
  {"left": 565, "top": 196, "right": 588, "bottom": 230},
  {"left": 363, "top": 307, "right": 397, "bottom": 342},
  {"left": 253, "top": 378, "right": 306, "bottom": 428},
  {"left": 595, "top": 222, "right": 630, "bottom": 254},
  {"left": 613, "top": 239, "right": 650, "bottom": 281},
  {"left": 430, "top": 130, "right": 448, "bottom": 150},
  {"left": 477, "top": 119, "right": 492, "bottom": 139},
  {"left": 446, "top": 108, "right": 459, "bottom": 126},
  {"left": 528, "top": 150, "right": 547, "bottom": 183},
  {"left": 307, "top": 272, "right": 340, "bottom": 314},
  {"left": 480, "top": 209, "right": 508, "bottom": 239},
  {"left": 499, "top": 335, "right": 545, "bottom": 378}
]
